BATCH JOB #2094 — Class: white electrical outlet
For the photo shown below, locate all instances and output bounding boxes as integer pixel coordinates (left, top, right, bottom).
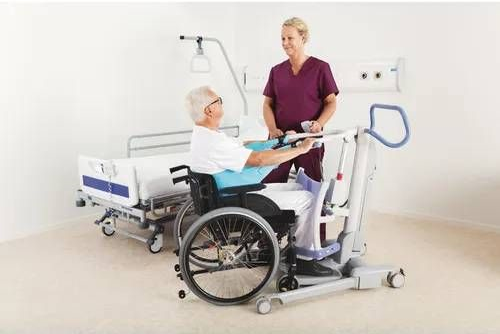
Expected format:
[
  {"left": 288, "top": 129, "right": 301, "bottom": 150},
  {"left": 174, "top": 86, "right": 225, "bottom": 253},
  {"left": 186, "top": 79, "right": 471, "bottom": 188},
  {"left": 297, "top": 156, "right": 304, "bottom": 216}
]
[{"left": 334, "top": 58, "right": 403, "bottom": 93}]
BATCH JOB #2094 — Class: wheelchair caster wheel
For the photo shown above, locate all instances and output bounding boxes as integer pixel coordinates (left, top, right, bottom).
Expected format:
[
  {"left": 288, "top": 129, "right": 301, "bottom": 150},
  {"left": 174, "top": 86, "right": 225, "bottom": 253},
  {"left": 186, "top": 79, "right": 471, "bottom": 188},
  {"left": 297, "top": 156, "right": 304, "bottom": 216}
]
[
  {"left": 276, "top": 275, "right": 299, "bottom": 292},
  {"left": 174, "top": 264, "right": 180, "bottom": 272},
  {"left": 388, "top": 268, "right": 405, "bottom": 288},
  {"left": 148, "top": 236, "right": 162, "bottom": 254},
  {"left": 178, "top": 290, "right": 186, "bottom": 299},
  {"left": 101, "top": 222, "right": 115, "bottom": 237},
  {"left": 256, "top": 297, "right": 272, "bottom": 315}
]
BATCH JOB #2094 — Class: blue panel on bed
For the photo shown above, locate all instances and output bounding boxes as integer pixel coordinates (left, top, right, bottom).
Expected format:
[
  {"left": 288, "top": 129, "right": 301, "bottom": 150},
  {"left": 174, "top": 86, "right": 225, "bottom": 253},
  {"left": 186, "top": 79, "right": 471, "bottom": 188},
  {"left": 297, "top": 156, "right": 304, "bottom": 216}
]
[{"left": 82, "top": 175, "right": 130, "bottom": 198}]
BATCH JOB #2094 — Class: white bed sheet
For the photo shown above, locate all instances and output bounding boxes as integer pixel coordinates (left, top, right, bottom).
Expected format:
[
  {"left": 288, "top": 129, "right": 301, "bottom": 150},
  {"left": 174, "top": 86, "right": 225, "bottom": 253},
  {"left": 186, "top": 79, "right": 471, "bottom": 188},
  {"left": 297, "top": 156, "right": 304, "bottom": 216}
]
[{"left": 113, "top": 152, "right": 191, "bottom": 200}]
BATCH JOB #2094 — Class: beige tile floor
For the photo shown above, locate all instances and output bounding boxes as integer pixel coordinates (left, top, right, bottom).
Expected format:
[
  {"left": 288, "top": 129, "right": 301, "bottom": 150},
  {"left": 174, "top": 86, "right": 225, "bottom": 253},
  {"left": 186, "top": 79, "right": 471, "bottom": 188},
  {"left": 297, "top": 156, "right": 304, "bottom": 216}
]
[{"left": 1, "top": 212, "right": 499, "bottom": 334}]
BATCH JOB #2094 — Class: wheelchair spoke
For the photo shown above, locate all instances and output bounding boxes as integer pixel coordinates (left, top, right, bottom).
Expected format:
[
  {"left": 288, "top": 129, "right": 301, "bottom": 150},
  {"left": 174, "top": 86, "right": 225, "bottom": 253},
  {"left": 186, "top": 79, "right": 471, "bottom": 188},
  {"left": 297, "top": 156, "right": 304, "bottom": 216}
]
[
  {"left": 183, "top": 212, "right": 277, "bottom": 303},
  {"left": 215, "top": 219, "right": 229, "bottom": 246}
]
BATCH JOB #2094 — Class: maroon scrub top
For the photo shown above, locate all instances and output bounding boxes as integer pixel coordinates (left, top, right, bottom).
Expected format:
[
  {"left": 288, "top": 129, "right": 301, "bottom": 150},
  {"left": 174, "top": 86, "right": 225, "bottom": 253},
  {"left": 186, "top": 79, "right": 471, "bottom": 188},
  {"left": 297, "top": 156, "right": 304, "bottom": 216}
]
[{"left": 263, "top": 56, "right": 339, "bottom": 133}]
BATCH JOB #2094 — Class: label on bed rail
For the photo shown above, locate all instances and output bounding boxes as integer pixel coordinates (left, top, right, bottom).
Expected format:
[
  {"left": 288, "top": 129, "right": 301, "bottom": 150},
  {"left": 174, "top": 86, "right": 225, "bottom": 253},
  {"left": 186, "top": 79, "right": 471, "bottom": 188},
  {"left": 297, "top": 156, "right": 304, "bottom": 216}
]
[{"left": 82, "top": 175, "right": 130, "bottom": 198}]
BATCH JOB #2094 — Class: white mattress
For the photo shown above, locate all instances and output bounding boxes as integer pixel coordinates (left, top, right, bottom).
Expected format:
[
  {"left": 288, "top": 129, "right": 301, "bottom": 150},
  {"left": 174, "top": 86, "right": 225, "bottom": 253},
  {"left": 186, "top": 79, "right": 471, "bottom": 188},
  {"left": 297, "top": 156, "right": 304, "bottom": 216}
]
[{"left": 113, "top": 152, "right": 191, "bottom": 200}]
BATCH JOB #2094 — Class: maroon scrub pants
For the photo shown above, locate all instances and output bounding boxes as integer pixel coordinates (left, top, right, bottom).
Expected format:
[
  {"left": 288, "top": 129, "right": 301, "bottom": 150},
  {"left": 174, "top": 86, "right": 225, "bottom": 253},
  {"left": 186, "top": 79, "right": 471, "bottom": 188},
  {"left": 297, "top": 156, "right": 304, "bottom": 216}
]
[{"left": 263, "top": 145, "right": 324, "bottom": 183}]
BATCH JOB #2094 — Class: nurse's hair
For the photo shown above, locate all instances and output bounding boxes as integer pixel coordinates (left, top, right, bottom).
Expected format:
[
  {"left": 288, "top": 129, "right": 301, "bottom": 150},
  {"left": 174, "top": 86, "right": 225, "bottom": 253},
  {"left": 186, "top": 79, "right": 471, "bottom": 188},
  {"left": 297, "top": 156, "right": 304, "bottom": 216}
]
[
  {"left": 283, "top": 17, "right": 309, "bottom": 43},
  {"left": 185, "top": 85, "right": 212, "bottom": 122}
]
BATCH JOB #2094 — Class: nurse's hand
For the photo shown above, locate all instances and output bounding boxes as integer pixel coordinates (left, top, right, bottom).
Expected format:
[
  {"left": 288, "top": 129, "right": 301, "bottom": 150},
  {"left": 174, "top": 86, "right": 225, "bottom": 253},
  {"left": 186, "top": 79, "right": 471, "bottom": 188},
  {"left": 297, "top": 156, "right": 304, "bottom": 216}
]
[
  {"left": 269, "top": 128, "right": 284, "bottom": 139},
  {"left": 309, "top": 120, "right": 322, "bottom": 133}
]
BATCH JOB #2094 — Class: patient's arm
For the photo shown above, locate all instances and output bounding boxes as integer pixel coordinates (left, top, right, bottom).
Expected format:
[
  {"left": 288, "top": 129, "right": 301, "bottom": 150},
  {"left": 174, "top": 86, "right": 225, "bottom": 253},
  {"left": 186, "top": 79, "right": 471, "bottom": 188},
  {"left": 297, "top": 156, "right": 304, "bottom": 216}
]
[{"left": 246, "top": 138, "right": 316, "bottom": 167}]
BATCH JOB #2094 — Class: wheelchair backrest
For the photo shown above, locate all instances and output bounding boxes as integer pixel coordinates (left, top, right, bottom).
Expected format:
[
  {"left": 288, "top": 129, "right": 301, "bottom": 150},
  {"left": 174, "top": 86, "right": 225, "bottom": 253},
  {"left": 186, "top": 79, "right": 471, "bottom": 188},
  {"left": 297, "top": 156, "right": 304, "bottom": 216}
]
[{"left": 187, "top": 170, "right": 221, "bottom": 215}]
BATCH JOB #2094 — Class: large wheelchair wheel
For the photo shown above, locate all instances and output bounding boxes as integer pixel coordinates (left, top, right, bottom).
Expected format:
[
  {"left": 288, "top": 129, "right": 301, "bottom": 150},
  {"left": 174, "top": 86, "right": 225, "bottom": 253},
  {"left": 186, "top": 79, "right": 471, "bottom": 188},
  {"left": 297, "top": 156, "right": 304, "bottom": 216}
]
[
  {"left": 173, "top": 198, "right": 197, "bottom": 250},
  {"left": 179, "top": 207, "right": 280, "bottom": 305},
  {"left": 174, "top": 199, "right": 218, "bottom": 268}
]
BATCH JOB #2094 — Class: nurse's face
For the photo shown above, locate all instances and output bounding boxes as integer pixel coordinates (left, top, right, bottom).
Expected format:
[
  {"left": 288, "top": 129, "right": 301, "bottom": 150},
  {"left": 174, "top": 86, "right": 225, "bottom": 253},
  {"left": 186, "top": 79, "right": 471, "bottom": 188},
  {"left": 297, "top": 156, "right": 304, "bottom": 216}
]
[{"left": 281, "top": 26, "right": 305, "bottom": 58}]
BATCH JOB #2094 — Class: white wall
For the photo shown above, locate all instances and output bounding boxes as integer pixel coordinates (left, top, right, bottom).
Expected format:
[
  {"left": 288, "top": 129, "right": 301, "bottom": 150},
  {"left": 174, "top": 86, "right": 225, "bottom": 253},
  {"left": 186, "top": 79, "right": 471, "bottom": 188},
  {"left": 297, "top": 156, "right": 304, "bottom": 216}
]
[
  {"left": 234, "top": 3, "right": 500, "bottom": 228},
  {"left": 1, "top": 3, "right": 241, "bottom": 241},
  {"left": 2, "top": 3, "right": 500, "bottom": 242}
]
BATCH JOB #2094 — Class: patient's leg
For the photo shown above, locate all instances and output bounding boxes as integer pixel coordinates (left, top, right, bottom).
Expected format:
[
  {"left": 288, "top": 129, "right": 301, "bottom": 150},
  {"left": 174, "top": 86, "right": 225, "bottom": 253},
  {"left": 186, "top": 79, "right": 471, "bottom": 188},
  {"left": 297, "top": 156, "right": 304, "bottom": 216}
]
[
  {"left": 258, "top": 188, "right": 333, "bottom": 275},
  {"left": 257, "top": 189, "right": 318, "bottom": 256}
]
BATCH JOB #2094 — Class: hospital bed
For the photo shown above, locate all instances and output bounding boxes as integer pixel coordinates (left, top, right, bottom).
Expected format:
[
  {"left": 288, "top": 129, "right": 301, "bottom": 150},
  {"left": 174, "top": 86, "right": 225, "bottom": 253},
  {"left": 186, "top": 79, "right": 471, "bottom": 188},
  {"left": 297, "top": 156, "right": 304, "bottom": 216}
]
[{"left": 75, "top": 126, "right": 239, "bottom": 253}]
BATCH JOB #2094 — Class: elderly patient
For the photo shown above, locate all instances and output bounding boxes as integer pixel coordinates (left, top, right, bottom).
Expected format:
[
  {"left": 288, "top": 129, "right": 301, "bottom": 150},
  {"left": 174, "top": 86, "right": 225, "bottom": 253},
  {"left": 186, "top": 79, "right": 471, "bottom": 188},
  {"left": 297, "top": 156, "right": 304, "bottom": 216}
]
[{"left": 185, "top": 85, "right": 333, "bottom": 276}]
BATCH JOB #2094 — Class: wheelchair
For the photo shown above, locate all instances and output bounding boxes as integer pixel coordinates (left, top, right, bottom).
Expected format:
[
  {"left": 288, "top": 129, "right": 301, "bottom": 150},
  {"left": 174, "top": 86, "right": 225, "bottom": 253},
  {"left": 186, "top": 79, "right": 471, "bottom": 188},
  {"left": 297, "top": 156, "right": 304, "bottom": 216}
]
[{"left": 170, "top": 165, "right": 300, "bottom": 305}]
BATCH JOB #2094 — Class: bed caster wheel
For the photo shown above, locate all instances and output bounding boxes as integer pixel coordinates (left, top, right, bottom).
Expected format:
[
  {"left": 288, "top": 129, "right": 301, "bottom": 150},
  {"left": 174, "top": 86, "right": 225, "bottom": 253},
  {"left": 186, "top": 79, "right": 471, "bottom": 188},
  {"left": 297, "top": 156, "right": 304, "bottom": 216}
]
[
  {"left": 256, "top": 297, "right": 272, "bottom": 315},
  {"left": 75, "top": 199, "right": 86, "bottom": 207},
  {"left": 388, "top": 268, "right": 406, "bottom": 288},
  {"left": 101, "top": 222, "right": 115, "bottom": 237},
  {"left": 148, "top": 236, "right": 163, "bottom": 254},
  {"left": 178, "top": 290, "right": 186, "bottom": 299},
  {"left": 174, "top": 264, "right": 180, "bottom": 272},
  {"left": 276, "top": 275, "right": 299, "bottom": 292}
]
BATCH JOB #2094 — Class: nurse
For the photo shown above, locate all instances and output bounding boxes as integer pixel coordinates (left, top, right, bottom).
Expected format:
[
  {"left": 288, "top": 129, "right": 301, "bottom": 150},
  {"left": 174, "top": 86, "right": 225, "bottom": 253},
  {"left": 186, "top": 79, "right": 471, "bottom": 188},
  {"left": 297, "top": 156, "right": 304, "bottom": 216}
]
[{"left": 263, "top": 17, "right": 339, "bottom": 183}]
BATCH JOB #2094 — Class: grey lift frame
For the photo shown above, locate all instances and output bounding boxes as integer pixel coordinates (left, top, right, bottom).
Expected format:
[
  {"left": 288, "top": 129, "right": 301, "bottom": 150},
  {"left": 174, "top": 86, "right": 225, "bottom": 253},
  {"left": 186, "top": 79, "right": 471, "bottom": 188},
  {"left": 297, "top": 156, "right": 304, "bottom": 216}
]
[{"left": 255, "top": 127, "right": 406, "bottom": 314}]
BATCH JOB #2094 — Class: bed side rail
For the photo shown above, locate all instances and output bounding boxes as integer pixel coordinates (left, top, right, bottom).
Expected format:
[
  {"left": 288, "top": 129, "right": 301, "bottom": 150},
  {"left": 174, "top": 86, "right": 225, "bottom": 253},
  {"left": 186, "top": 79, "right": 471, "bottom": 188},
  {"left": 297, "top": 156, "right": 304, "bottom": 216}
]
[{"left": 127, "top": 125, "right": 240, "bottom": 157}]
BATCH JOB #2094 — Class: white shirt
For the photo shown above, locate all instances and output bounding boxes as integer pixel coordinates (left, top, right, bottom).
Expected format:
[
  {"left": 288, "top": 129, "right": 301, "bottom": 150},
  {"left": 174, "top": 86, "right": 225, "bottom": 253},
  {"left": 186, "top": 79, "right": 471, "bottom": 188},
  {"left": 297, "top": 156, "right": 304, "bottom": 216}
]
[{"left": 190, "top": 125, "right": 252, "bottom": 174}]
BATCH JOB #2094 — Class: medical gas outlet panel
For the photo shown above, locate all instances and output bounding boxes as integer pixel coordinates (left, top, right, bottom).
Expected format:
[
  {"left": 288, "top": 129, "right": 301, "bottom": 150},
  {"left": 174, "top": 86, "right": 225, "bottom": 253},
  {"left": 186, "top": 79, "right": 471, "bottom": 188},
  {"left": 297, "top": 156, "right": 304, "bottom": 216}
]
[{"left": 243, "top": 58, "right": 403, "bottom": 93}]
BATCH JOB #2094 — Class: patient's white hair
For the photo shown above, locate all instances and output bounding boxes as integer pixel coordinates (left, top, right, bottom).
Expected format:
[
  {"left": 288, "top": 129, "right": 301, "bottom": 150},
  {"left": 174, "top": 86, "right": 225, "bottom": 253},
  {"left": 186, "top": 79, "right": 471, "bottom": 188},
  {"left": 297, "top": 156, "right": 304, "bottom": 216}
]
[{"left": 185, "top": 85, "right": 212, "bottom": 122}]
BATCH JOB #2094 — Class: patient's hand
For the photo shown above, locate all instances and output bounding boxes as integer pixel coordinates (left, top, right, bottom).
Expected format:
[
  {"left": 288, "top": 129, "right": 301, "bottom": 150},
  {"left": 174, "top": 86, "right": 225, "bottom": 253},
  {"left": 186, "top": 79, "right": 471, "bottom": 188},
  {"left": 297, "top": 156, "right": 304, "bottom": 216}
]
[
  {"left": 285, "top": 130, "right": 297, "bottom": 143},
  {"left": 297, "top": 137, "right": 316, "bottom": 153}
]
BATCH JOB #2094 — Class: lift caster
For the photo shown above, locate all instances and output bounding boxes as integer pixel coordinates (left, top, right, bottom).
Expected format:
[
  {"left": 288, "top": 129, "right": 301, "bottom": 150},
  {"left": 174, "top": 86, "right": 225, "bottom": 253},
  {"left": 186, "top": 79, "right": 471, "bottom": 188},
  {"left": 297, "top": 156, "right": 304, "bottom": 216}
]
[
  {"left": 147, "top": 235, "right": 163, "bottom": 254},
  {"left": 174, "top": 264, "right": 180, "bottom": 272},
  {"left": 101, "top": 222, "right": 115, "bottom": 237},
  {"left": 256, "top": 297, "right": 272, "bottom": 315},
  {"left": 276, "top": 275, "right": 299, "bottom": 292},
  {"left": 388, "top": 268, "right": 406, "bottom": 288},
  {"left": 178, "top": 290, "right": 186, "bottom": 299}
]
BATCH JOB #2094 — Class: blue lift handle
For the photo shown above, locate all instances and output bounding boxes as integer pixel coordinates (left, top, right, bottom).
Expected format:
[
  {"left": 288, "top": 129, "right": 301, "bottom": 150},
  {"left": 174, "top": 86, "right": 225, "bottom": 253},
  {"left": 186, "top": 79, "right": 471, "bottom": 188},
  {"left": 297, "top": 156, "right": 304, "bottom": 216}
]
[{"left": 365, "top": 104, "right": 410, "bottom": 148}]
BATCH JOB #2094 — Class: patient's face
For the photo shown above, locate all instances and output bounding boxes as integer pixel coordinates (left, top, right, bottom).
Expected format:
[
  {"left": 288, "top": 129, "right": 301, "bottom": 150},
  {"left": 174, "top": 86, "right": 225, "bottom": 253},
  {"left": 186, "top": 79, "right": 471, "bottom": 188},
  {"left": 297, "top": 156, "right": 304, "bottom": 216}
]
[{"left": 206, "top": 91, "right": 224, "bottom": 121}]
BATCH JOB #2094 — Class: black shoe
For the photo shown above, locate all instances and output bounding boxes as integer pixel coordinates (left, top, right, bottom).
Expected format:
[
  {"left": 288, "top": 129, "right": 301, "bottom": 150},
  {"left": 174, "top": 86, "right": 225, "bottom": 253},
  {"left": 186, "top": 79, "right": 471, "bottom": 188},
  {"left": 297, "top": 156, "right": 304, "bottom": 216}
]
[{"left": 296, "top": 258, "right": 334, "bottom": 277}]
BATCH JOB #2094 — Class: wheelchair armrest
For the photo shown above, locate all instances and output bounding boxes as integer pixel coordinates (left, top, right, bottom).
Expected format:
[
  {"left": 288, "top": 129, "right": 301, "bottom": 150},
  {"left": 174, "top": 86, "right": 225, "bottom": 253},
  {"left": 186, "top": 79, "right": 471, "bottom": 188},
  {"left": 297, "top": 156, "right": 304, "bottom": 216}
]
[
  {"left": 172, "top": 175, "right": 190, "bottom": 185},
  {"left": 219, "top": 183, "right": 266, "bottom": 195},
  {"left": 170, "top": 165, "right": 190, "bottom": 174}
]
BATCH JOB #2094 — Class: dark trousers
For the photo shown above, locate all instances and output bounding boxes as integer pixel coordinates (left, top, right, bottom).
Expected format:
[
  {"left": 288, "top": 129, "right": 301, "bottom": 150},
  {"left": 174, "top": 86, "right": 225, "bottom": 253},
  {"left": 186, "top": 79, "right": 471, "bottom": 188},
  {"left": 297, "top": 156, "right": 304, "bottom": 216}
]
[{"left": 263, "top": 145, "right": 324, "bottom": 183}]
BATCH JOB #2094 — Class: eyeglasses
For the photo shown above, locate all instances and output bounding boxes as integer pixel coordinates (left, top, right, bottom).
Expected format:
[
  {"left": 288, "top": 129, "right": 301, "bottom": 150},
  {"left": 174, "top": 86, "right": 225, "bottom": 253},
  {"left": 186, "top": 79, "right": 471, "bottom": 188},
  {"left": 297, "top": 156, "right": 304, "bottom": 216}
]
[{"left": 205, "top": 96, "right": 223, "bottom": 109}]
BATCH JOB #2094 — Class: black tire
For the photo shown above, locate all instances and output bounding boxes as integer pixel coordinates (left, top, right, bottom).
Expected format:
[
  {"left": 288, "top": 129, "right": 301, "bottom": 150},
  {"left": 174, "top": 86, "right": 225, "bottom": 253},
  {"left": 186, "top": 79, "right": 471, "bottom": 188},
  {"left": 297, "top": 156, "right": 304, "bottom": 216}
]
[
  {"left": 179, "top": 207, "right": 279, "bottom": 306},
  {"left": 174, "top": 199, "right": 219, "bottom": 268},
  {"left": 101, "top": 222, "right": 115, "bottom": 237},
  {"left": 276, "top": 275, "right": 299, "bottom": 292},
  {"left": 173, "top": 198, "right": 197, "bottom": 250},
  {"left": 148, "top": 236, "right": 162, "bottom": 254}
]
